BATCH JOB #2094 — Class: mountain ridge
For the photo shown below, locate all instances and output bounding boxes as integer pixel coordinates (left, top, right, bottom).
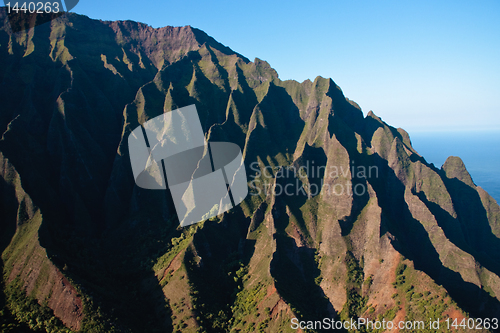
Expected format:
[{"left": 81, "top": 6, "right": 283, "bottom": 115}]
[{"left": 1, "top": 9, "right": 500, "bottom": 333}]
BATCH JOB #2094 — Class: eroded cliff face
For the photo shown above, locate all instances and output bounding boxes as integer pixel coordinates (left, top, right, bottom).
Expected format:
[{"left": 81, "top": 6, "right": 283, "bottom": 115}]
[
  {"left": 0, "top": 151, "right": 83, "bottom": 331},
  {"left": 1, "top": 9, "right": 499, "bottom": 332}
]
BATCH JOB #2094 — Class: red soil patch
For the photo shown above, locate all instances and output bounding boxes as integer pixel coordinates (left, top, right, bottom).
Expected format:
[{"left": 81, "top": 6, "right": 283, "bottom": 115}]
[
  {"left": 266, "top": 285, "right": 277, "bottom": 298},
  {"left": 257, "top": 284, "right": 277, "bottom": 308},
  {"left": 389, "top": 253, "right": 401, "bottom": 287},
  {"left": 442, "top": 307, "right": 466, "bottom": 327},
  {"left": 270, "top": 298, "right": 289, "bottom": 318},
  {"left": 160, "top": 250, "right": 184, "bottom": 282}
]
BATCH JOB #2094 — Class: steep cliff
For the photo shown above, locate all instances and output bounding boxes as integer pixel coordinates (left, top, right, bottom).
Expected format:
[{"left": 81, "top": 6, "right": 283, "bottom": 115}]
[{"left": 1, "top": 9, "right": 499, "bottom": 333}]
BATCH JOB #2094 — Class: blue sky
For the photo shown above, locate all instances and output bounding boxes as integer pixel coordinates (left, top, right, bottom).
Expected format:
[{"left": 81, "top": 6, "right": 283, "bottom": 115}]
[{"left": 73, "top": 0, "right": 500, "bottom": 132}]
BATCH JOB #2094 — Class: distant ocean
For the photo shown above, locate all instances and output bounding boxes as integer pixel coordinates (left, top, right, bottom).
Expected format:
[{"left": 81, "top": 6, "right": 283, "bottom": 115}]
[{"left": 409, "top": 131, "right": 500, "bottom": 204}]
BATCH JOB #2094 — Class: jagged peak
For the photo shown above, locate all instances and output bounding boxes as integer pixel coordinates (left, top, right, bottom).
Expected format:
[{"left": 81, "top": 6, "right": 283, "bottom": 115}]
[
  {"left": 302, "top": 78, "right": 313, "bottom": 85},
  {"left": 190, "top": 27, "right": 249, "bottom": 62},
  {"left": 366, "top": 110, "right": 380, "bottom": 120},
  {"left": 251, "top": 57, "right": 279, "bottom": 81},
  {"left": 442, "top": 156, "right": 475, "bottom": 187},
  {"left": 309, "top": 76, "right": 339, "bottom": 96}
]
